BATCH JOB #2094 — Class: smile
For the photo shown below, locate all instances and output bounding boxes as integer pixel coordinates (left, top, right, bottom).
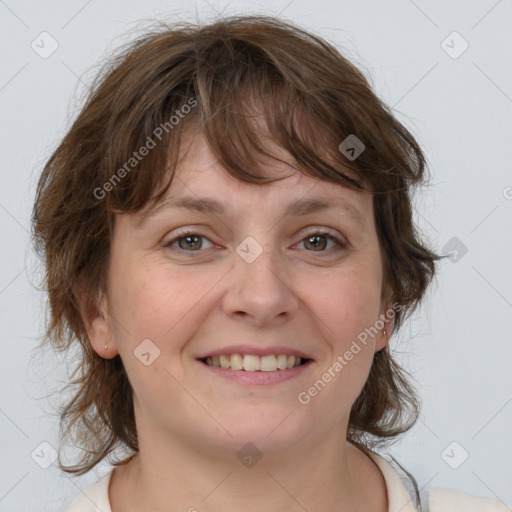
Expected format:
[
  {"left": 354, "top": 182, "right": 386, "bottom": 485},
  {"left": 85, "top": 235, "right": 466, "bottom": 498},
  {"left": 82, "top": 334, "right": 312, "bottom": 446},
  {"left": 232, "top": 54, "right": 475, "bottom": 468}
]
[
  {"left": 197, "top": 354, "right": 313, "bottom": 385},
  {"left": 200, "top": 354, "right": 310, "bottom": 371}
]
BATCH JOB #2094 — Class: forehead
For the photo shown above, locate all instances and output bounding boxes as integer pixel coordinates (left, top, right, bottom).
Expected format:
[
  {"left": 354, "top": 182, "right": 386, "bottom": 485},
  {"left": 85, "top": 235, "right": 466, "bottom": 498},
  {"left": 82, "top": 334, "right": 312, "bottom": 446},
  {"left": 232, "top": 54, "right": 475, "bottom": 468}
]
[
  {"left": 136, "top": 130, "right": 373, "bottom": 228},
  {"left": 178, "top": 129, "right": 366, "bottom": 201}
]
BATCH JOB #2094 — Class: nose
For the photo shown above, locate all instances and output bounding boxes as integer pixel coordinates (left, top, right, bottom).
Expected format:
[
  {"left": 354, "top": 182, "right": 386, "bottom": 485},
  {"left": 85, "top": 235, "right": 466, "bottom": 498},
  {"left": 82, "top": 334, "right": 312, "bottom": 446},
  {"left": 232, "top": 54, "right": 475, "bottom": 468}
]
[{"left": 221, "top": 235, "right": 299, "bottom": 327}]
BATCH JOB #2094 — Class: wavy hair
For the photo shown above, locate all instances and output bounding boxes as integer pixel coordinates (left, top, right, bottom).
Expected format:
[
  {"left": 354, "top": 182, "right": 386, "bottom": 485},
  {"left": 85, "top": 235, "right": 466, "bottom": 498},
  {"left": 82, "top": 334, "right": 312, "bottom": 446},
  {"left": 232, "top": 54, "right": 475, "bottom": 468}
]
[{"left": 31, "top": 14, "right": 445, "bottom": 475}]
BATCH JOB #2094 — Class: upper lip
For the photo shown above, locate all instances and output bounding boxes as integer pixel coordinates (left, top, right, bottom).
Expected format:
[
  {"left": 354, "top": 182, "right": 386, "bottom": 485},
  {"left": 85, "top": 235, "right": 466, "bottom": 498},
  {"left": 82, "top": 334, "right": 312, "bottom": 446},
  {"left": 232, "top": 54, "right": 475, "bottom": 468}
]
[{"left": 197, "top": 344, "right": 313, "bottom": 360}]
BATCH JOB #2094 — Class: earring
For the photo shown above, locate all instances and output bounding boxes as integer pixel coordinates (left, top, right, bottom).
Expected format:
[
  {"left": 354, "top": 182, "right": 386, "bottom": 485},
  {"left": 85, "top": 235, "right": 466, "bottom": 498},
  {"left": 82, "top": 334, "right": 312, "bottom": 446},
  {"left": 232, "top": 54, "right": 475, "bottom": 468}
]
[
  {"left": 104, "top": 335, "right": 111, "bottom": 351},
  {"left": 383, "top": 329, "right": 387, "bottom": 336}
]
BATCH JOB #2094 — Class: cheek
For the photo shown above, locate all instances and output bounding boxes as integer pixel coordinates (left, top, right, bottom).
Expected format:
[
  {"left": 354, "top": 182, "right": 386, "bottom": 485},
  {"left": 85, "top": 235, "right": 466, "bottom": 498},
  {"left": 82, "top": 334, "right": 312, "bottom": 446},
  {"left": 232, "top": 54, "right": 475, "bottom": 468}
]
[
  {"left": 304, "top": 261, "right": 382, "bottom": 402},
  {"left": 108, "top": 264, "right": 196, "bottom": 402},
  {"left": 106, "top": 266, "right": 167, "bottom": 370},
  {"left": 109, "top": 261, "right": 217, "bottom": 365},
  {"left": 313, "top": 261, "right": 383, "bottom": 345}
]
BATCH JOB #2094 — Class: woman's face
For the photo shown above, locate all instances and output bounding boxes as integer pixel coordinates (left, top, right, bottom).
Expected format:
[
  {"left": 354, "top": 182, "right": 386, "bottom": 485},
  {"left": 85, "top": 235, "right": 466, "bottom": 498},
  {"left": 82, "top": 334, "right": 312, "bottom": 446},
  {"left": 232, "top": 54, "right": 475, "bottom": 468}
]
[{"left": 89, "top": 130, "right": 391, "bottom": 460}]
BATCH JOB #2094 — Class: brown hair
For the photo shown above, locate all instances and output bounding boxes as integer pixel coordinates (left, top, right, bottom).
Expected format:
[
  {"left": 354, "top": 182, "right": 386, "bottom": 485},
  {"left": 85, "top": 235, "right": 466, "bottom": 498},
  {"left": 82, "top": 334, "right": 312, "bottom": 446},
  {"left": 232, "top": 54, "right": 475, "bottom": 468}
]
[{"left": 31, "top": 14, "right": 445, "bottom": 475}]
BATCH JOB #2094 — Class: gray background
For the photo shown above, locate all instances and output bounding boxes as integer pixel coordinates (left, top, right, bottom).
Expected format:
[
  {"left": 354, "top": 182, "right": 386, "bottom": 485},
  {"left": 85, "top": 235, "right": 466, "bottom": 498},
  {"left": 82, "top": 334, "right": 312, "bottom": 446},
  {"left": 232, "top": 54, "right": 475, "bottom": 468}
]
[{"left": 0, "top": 0, "right": 511, "bottom": 510}]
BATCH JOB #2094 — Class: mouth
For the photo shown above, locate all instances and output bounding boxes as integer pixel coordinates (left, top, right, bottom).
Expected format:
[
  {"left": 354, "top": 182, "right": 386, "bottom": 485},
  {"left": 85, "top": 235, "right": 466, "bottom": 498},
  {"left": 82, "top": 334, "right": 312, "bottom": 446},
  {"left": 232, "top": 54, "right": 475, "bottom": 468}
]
[{"left": 198, "top": 354, "right": 312, "bottom": 371}]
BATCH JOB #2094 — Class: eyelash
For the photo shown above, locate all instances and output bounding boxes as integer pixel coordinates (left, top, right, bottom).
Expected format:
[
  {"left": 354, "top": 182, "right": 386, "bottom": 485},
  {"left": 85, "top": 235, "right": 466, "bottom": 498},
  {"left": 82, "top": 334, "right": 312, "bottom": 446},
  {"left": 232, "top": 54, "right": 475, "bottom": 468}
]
[{"left": 163, "top": 229, "right": 347, "bottom": 256}]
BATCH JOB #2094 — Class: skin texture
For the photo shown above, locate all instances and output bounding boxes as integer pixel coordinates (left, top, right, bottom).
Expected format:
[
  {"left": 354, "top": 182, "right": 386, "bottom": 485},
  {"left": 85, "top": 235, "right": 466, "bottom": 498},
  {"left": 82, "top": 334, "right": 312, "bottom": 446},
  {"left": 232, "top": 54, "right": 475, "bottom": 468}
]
[{"left": 86, "top": 130, "right": 391, "bottom": 512}]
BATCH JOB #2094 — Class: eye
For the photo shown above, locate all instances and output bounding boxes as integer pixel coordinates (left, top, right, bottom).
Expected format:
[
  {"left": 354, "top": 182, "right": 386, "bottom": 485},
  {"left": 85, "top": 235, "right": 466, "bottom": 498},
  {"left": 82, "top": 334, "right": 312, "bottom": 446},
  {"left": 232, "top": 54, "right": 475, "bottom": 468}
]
[
  {"left": 297, "top": 230, "right": 347, "bottom": 252},
  {"left": 163, "top": 230, "right": 214, "bottom": 252},
  {"left": 162, "top": 229, "right": 347, "bottom": 255}
]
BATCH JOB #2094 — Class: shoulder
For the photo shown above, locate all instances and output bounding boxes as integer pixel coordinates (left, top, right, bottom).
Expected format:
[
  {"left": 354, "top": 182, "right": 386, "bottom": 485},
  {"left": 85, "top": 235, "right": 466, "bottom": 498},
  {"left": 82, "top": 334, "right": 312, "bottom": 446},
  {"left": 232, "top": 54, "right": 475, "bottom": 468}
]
[
  {"left": 362, "top": 447, "right": 510, "bottom": 512},
  {"left": 66, "top": 470, "right": 113, "bottom": 512},
  {"left": 428, "top": 487, "right": 511, "bottom": 512}
]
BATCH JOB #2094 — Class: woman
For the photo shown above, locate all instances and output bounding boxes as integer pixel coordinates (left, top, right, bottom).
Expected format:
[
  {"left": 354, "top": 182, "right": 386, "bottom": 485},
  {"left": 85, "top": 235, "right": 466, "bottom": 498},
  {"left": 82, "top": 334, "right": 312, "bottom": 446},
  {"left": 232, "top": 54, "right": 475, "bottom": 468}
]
[{"left": 31, "top": 14, "right": 509, "bottom": 512}]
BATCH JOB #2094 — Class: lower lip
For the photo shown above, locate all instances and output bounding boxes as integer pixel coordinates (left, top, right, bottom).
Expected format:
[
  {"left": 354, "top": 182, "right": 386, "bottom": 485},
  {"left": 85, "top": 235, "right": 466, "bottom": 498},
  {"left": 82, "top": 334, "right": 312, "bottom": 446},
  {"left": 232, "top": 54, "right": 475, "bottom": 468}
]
[{"left": 198, "top": 360, "right": 313, "bottom": 385}]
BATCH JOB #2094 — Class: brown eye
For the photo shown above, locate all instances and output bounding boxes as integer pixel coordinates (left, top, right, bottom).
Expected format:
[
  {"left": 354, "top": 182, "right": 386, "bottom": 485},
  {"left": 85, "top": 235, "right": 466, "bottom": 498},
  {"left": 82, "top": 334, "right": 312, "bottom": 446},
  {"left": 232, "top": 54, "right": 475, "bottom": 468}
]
[
  {"left": 177, "top": 234, "right": 202, "bottom": 250},
  {"left": 164, "top": 231, "right": 214, "bottom": 252},
  {"left": 299, "top": 231, "right": 346, "bottom": 252},
  {"left": 163, "top": 229, "right": 346, "bottom": 257}
]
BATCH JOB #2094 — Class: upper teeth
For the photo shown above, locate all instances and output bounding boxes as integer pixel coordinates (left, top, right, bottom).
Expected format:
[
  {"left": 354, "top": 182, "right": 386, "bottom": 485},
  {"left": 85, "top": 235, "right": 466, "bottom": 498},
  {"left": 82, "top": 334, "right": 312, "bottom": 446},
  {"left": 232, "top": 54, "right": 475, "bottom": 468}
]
[{"left": 204, "top": 354, "right": 303, "bottom": 371}]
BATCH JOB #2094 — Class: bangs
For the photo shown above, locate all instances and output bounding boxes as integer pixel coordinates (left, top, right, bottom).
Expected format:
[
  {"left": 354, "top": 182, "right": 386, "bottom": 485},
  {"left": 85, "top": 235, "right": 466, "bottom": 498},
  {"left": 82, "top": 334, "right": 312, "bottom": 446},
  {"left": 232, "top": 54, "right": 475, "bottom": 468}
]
[{"left": 102, "top": 30, "right": 371, "bottom": 220}]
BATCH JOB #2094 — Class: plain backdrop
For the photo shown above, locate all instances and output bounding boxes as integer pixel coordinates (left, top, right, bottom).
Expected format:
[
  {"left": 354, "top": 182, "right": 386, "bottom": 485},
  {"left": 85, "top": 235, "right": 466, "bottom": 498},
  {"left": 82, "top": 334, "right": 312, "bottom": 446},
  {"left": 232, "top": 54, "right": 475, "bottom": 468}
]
[{"left": 0, "top": 0, "right": 511, "bottom": 510}]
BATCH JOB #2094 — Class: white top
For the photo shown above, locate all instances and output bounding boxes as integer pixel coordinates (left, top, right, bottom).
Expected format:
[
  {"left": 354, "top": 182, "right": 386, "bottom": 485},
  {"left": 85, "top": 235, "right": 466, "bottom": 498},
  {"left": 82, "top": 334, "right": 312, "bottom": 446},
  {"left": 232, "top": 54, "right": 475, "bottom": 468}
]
[{"left": 67, "top": 451, "right": 510, "bottom": 512}]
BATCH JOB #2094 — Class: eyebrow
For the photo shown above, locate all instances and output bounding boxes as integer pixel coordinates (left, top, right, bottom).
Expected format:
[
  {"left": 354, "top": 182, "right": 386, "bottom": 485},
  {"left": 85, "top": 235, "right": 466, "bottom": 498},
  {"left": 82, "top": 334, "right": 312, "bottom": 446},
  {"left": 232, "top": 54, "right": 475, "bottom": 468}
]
[{"left": 136, "top": 195, "right": 366, "bottom": 228}]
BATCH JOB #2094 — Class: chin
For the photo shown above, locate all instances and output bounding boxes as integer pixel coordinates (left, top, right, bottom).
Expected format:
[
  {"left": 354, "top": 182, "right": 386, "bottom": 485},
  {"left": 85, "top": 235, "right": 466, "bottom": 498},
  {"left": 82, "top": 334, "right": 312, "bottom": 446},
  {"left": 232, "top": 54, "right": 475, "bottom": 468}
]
[{"left": 205, "top": 407, "right": 309, "bottom": 454}]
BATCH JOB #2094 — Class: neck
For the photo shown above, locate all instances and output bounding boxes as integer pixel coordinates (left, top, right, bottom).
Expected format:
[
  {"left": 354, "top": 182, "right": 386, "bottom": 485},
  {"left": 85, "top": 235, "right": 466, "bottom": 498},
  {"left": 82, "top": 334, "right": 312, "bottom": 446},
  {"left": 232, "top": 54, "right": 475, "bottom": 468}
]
[{"left": 109, "top": 429, "right": 387, "bottom": 512}]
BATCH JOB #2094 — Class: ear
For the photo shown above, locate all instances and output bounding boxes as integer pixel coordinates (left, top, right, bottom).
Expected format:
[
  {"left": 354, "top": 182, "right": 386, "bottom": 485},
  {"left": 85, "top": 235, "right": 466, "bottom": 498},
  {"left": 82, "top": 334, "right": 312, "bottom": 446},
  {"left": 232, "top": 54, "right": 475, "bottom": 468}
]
[
  {"left": 375, "top": 297, "right": 394, "bottom": 353},
  {"left": 75, "top": 279, "right": 119, "bottom": 359},
  {"left": 375, "top": 320, "right": 391, "bottom": 352}
]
